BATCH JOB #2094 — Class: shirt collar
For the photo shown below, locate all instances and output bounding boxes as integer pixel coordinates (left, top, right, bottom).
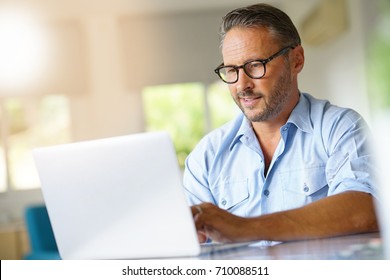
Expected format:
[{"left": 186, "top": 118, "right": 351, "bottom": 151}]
[
  {"left": 229, "top": 115, "right": 254, "bottom": 151},
  {"left": 286, "top": 92, "right": 313, "bottom": 133}
]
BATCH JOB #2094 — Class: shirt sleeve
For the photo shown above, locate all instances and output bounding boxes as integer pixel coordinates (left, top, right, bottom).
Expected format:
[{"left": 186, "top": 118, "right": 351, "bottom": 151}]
[
  {"left": 183, "top": 140, "right": 216, "bottom": 206},
  {"left": 324, "top": 109, "right": 377, "bottom": 199}
]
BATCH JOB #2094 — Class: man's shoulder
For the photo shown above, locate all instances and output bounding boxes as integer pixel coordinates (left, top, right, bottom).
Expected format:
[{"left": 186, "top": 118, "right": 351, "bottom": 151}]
[
  {"left": 301, "top": 93, "right": 369, "bottom": 147},
  {"left": 193, "top": 114, "right": 245, "bottom": 153},
  {"left": 205, "top": 113, "right": 243, "bottom": 139},
  {"left": 302, "top": 92, "right": 363, "bottom": 122}
]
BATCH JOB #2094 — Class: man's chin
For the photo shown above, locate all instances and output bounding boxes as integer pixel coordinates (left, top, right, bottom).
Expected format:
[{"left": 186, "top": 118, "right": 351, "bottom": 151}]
[{"left": 244, "top": 112, "right": 266, "bottom": 122}]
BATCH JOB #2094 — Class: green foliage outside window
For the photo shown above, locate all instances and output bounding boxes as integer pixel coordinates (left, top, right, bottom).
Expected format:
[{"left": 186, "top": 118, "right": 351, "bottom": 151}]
[
  {"left": 367, "top": 0, "right": 390, "bottom": 110},
  {"left": 143, "top": 83, "right": 206, "bottom": 167},
  {"left": 143, "top": 82, "right": 238, "bottom": 168}
]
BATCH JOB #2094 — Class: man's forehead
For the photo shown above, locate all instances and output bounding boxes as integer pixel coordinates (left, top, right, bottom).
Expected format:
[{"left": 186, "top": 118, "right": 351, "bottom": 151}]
[{"left": 221, "top": 27, "right": 277, "bottom": 63}]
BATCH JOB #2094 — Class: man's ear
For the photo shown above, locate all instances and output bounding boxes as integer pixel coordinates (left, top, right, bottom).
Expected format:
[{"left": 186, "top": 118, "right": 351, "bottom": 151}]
[{"left": 292, "top": 45, "right": 305, "bottom": 74}]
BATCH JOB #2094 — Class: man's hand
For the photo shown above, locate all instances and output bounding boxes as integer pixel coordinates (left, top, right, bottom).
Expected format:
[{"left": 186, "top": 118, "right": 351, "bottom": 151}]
[{"left": 191, "top": 202, "right": 252, "bottom": 243}]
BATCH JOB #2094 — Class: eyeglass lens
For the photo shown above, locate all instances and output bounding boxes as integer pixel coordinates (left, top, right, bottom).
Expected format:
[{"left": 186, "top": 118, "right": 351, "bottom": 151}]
[{"left": 219, "top": 61, "right": 265, "bottom": 83}]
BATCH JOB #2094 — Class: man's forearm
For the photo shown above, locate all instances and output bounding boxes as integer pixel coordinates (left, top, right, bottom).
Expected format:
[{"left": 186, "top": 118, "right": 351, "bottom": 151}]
[{"left": 246, "top": 191, "right": 379, "bottom": 241}]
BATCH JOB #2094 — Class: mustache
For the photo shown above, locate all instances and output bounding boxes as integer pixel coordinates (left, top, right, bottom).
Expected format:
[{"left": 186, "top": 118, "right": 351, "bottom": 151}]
[{"left": 237, "top": 90, "right": 264, "bottom": 99}]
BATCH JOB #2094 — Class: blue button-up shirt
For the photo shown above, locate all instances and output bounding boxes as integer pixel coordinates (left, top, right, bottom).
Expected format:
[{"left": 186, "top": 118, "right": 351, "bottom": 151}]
[{"left": 183, "top": 93, "right": 376, "bottom": 217}]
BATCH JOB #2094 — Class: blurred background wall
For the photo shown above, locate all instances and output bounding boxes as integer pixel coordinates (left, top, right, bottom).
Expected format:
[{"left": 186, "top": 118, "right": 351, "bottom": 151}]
[{"left": 0, "top": 0, "right": 387, "bottom": 259}]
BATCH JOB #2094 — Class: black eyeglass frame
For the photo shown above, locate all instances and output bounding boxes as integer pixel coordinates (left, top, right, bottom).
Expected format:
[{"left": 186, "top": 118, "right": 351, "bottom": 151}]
[{"left": 214, "top": 44, "right": 298, "bottom": 84}]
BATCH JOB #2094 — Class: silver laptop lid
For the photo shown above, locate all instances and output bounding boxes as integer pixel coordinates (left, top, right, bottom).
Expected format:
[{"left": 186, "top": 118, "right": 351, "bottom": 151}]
[{"left": 33, "top": 131, "right": 200, "bottom": 259}]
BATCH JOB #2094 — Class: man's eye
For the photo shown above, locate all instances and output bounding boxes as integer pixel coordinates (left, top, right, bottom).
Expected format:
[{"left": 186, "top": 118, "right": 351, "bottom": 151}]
[
  {"left": 226, "top": 67, "right": 236, "bottom": 74},
  {"left": 249, "top": 61, "right": 263, "bottom": 69}
]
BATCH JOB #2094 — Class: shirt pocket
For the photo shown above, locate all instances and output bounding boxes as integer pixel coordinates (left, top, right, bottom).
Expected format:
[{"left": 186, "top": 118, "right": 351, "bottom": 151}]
[
  {"left": 280, "top": 166, "right": 328, "bottom": 210},
  {"left": 211, "top": 178, "right": 249, "bottom": 211}
]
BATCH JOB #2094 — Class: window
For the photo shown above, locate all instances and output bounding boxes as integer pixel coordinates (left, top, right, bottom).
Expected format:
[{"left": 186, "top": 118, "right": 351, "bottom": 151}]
[
  {"left": 367, "top": 0, "right": 390, "bottom": 110},
  {"left": 0, "top": 95, "right": 71, "bottom": 192},
  {"left": 0, "top": 144, "right": 5, "bottom": 191},
  {"left": 207, "top": 81, "right": 240, "bottom": 128},
  {"left": 142, "top": 82, "right": 239, "bottom": 167}
]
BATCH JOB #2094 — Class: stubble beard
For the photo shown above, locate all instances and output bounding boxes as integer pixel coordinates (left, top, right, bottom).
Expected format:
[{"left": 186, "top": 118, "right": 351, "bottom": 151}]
[{"left": 234, "top": 67, "right": 292, "bottom": 122}]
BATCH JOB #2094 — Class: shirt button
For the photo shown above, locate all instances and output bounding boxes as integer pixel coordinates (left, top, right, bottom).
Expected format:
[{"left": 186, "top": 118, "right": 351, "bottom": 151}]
[
  {"left": 263, "top": 190, "right": 270, "bottom": 197},
  {"left": 221, "top": 199, "right": 227, "bottom": 206},
  {"left": 303, "top": 185, "right": 310, "bottom": 192}
]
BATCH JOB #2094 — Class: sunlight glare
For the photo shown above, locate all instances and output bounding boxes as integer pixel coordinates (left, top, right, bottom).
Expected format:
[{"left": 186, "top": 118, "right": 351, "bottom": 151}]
[{"left": 0, "top": 5, "right": 49, "bottom": 91}]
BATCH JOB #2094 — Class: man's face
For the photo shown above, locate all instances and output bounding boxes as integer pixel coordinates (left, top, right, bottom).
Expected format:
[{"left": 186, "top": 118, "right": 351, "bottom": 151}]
[{"left": 222, "top": 27, "right": 294, "bottom": 123}]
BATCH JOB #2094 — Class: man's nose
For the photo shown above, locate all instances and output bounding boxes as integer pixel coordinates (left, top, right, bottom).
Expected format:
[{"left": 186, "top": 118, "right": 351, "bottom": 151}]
[{"left": 235, "top": 68, "right": 254, "bottom": 92}]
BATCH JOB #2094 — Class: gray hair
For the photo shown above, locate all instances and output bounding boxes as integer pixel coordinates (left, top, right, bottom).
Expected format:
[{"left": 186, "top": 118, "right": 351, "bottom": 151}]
[{"left": 220, "top": 3, "right": 301, "bottom": 48}]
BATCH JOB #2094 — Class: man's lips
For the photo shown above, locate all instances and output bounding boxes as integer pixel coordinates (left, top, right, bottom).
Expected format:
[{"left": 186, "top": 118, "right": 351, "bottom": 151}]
[{"left": 239, "top": 95, "right": 262, "bottom": 107}]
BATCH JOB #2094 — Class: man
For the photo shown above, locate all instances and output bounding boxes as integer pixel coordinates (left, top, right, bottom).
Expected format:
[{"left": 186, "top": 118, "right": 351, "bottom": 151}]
[{"left": 183, "top": 3, "right": 379, "bottom": 243}]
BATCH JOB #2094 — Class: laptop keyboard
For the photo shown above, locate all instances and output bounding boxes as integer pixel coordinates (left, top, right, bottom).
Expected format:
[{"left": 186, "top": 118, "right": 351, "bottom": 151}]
[{"left": 200, "top": 241, "right": 253, "bottom": 255}]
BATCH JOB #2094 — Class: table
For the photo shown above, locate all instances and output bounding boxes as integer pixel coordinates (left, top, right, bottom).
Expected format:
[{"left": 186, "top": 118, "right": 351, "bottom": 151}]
[
  {"left": 0, "top": 222, "right": 29, "bottom": 260},
  {"left": 196, "top": 232, "right": 384, "bottom": 260}
]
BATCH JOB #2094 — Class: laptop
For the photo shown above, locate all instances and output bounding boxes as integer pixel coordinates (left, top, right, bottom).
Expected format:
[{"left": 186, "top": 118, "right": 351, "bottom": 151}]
[{"left": 33, "top": 131, "right": 204, "bottom": 259}]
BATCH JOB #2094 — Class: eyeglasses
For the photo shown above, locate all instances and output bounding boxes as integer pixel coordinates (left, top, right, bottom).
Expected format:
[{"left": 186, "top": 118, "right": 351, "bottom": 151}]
[{"left": 214, "top": 44, "right": 297, "bottom": 84}]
